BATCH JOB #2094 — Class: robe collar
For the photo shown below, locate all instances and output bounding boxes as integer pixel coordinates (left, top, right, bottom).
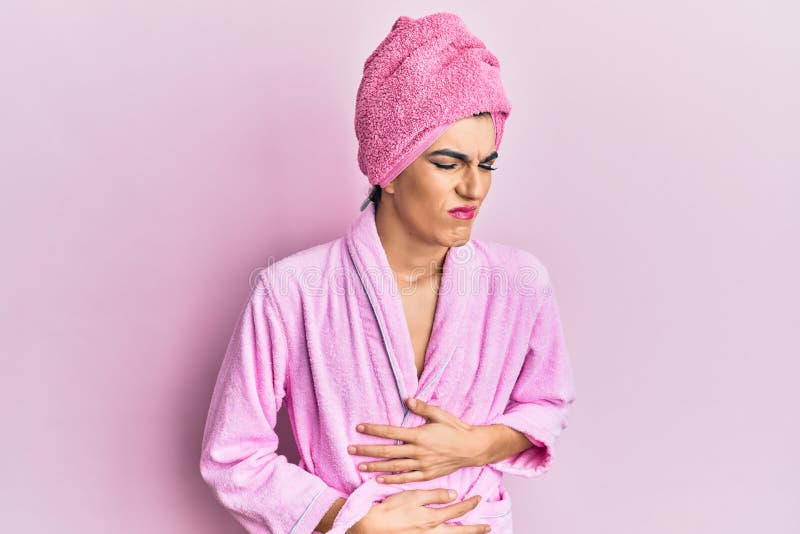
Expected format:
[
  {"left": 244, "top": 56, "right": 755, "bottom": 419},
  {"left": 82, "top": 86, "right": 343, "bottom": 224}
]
[{"left": 344, "top": 202, "right": 480, "bottom": 418}]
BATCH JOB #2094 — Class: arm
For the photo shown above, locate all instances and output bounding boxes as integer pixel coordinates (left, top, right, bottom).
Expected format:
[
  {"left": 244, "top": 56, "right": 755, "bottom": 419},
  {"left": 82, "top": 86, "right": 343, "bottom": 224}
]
[
  {"left": 199, "top": 272, "right": 347, "bottom": 533},
  {"left": 315, "top": 498, "right": 347, "bottom": 532},
  {"left": 471, "top": 423, "right": 540, "bottom": 467},
  {"left": 481, "top": 284, "right": 577, "bottom": 478}
]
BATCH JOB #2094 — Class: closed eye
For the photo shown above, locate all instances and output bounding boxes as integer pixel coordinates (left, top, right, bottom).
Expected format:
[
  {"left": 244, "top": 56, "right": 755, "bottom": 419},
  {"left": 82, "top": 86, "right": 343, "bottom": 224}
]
[{"left": 433, "top": 163, "right": 498, "bottom": 171}]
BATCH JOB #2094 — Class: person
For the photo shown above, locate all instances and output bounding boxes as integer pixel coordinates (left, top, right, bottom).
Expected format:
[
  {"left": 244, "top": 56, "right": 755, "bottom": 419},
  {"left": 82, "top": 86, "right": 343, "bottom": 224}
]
[{"left": 199, "top": 12, "right": 576, "bottom": 533}]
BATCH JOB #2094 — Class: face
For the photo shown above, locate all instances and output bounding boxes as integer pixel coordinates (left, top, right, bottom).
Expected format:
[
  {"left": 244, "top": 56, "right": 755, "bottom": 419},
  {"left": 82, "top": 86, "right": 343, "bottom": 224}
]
[{"left": 382, "top": 114, "right": 497, "bottom": 247}]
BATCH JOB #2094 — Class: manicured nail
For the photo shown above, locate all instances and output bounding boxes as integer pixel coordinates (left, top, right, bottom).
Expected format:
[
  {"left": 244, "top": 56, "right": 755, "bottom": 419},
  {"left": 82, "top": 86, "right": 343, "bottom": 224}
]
[
  {"left": 359, "top": 463, "right": 367, "bottom": 471},
  {"left": 408, "top": 398, "right": 417, "bottom": 408},
  {"left": 356, "top": 424, "right": 365, "bottom": 432},
  {"left": 485, "top": 527, "right": 491, "bottom": 532},
  {"left": 448, "top": 490, "right": 457, "bottom": 499},
  {"left": 348, "top": 446, "right": 356, "bottom": 453},
  {"left": 377, "top": 476, "right": 384, "bottom": 483}
]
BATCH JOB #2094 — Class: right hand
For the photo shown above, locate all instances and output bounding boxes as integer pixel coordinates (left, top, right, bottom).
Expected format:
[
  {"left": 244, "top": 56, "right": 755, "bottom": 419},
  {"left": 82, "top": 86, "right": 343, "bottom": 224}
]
[{"left": 346, "top": 488, "right": 491, "bottom": 533}]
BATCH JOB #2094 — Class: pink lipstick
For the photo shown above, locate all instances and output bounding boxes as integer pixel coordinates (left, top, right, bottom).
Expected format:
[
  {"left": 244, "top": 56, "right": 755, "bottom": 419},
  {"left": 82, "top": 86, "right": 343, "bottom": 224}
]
[{"left": 448, "top": 205, "right": 476, "bottom": 220}]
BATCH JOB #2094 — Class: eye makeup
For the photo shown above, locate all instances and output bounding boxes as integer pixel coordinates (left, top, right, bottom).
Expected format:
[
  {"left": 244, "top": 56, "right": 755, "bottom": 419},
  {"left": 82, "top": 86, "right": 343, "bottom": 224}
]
[{"left": 432, "top": 162, "right": 498, "bottom": 171}]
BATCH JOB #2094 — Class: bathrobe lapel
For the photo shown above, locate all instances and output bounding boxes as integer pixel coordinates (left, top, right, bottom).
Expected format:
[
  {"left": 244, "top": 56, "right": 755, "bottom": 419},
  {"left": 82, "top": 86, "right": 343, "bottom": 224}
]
[{"left": 344, "top": 203, "right": 479, "bottom": 427}]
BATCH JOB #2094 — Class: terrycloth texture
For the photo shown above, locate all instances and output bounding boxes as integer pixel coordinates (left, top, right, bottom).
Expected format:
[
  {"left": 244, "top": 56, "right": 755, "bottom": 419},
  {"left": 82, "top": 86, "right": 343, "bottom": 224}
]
[
  {"left": 355, "top": 12, "right": 512, "bottom": 190},
  {"left": 199, "top": 202, "right": 576, "bottom": 533}
]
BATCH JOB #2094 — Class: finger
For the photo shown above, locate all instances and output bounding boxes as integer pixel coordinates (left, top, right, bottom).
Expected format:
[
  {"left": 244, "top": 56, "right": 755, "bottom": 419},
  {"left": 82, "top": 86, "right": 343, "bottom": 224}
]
[
  {"left": 356, "top": 422, "right": 417, "bottom": 442},
  {"left": 431, "top": 495, "right": 482, "bottom": 524},
  {"left": 348, "top": 443, "right": 417, "bottom": 459},
  {"left": 412, "top": 488, "right": 460, "bottom": 506},
  {"left": 407, "top": 397, "right": 444, "bottom": 422},
  {"left": 358, "top": 458, "right": 419, "bottom": 474},
  {"left": 376, "top": 468, "right": 428, "bottom": 484},
  {"left": 439, "top": 524, "right": 492, "bottom": 533},
  {"left": 407, "top": 398, "right": 468, "bottom": 427}
]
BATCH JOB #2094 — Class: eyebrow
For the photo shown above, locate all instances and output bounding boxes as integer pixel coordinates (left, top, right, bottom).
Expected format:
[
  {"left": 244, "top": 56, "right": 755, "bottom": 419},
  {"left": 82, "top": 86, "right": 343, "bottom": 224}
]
[{"left": 427, "top": 149, "right": 499, "bottom": 164}]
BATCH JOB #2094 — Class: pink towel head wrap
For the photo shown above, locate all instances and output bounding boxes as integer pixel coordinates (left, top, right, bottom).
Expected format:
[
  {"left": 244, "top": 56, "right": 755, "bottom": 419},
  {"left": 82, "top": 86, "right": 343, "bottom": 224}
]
[{"left": 355, "top": 12, "right": 512, "bottom": 210}]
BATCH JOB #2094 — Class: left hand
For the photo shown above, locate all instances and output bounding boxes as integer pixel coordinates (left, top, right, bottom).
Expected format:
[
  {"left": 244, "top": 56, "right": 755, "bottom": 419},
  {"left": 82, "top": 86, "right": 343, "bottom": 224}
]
[{"left": 347, "top": 397, "right": 487, "bottom": 484}]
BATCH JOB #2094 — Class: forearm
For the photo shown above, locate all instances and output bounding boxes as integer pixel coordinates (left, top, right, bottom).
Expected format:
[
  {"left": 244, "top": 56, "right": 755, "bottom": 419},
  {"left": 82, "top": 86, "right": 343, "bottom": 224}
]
[
  {"left": 315, "top": 497, "right": 348, "bottom": 533},
  {"left": 471, "top": 424, "right": 540, "bottom": 467}
]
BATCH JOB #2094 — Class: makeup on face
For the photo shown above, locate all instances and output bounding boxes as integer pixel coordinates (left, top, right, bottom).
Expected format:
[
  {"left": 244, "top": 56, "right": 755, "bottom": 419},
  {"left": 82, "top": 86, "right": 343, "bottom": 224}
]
[
  {"left": 447, "top": 205, "right": 477, "bottom": 220},
  {"left": 428, "top": 148, "right": 499, "bottom": 171}
]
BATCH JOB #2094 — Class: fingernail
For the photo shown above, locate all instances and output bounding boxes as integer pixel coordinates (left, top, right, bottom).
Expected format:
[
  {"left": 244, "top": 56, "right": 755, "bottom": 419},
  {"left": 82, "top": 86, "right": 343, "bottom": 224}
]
[
  {"left": 356, "top": 424, "right": 365, "bottom": 432},
  {"left": 448, "top": 489, "right": 457, "bottom": 499},
  {"left": 485, "top": 527, "right": 491, "bottom": 532},
  {"left": 408, "top": 398, "right": 417, "bottom": 408},
  {"left": 358, "top": 464, "right": 367, "bottom": 471},
  {"left": 348, "top": 446, "right": 356, "bottom": 453}
]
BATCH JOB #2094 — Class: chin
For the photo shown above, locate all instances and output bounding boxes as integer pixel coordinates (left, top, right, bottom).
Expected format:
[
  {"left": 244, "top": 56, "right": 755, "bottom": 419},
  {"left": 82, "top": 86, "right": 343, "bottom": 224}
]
[{"left": 447, "top": 233, "right": 471, "bottom": 247}]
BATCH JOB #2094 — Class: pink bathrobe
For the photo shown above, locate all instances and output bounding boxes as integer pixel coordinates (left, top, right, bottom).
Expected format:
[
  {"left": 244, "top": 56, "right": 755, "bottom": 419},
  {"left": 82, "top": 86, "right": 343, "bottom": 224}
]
[{"left": 199, "top": 202, "right": 576, "bottom": 533}]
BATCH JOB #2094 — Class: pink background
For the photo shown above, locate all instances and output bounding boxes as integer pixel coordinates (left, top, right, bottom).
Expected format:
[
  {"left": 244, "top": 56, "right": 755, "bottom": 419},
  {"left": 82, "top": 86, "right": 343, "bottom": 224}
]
[{"left": 2, "top": 1, "right": 798, "bottom": 532}]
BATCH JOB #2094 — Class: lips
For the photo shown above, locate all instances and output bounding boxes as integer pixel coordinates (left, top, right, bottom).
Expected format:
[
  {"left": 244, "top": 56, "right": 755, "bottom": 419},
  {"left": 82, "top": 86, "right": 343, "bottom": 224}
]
[
  {"left": 448, "top": 205, "right": 477, "bottom": 220},
  {"left": 448, "top": 206, "right": 476, "bottom": 214}
]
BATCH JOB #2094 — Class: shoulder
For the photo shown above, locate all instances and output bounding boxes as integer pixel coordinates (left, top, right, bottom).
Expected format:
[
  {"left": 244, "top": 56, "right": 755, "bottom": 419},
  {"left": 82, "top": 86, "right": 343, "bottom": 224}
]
[
  {"left": 253, "top": 237, "right": 344, "bottom": 300},
  {"left": 469, "top": 237, "right": 553, "bottom": 287}
]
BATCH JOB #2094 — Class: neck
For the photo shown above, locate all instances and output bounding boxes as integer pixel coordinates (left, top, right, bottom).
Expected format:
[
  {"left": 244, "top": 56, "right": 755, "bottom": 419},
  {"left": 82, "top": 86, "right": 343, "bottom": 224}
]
[{"left": 374, "top": 202, "right": 447, "bottom": 285}]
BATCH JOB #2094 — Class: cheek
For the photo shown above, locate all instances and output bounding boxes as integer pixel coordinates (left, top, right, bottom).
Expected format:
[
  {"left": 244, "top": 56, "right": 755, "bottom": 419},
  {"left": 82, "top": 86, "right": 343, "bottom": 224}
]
[
  {"left": 405, "top": 188, "right": 447, "bottom": 228},
  {"left": 404, "top": 178, "right": 443, "bottom": 205},
  {"left": 420, "top": 173, "right": 455, "bottom": 199},
  {"left": 401, "top": 171, "right": 455, "bottom": 217}
]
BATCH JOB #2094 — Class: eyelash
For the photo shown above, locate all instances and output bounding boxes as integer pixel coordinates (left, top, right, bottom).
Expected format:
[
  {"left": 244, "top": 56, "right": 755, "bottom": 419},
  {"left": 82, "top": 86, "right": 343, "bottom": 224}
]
[{"left": 433, "top": 163, "right": 498, "bottom": 171}]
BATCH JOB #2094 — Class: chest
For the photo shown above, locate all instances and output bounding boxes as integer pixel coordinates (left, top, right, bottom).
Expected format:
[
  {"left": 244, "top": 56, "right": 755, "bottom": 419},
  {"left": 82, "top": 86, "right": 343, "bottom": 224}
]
[{"left": 398, "top": 277, "right": 440, "bottom": 380}]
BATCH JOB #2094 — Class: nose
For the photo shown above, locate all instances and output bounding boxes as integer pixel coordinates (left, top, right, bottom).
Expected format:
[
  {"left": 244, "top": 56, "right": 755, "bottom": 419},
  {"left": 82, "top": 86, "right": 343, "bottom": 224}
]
[{"left": 456, "top": 165, "right": 490, "bottom": 200}]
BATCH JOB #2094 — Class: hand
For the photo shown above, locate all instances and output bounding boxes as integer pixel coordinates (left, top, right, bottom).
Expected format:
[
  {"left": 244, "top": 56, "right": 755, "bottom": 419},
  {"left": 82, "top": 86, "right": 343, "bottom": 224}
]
[
  {"left": 347, "top": 397, "right": 490, "bottom": 484},
  {"left": 347, "top": 489, "right": 490, "bottom": 533}
]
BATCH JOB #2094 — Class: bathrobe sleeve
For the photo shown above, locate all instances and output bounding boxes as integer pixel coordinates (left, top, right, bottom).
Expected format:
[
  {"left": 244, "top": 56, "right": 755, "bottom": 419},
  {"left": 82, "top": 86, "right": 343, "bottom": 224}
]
[
  {"left": 199, "top": 273, "right": 347, "bottom": 534},
  {"left": 487, "top": 284, "right": 577, "bottom": 478}
]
